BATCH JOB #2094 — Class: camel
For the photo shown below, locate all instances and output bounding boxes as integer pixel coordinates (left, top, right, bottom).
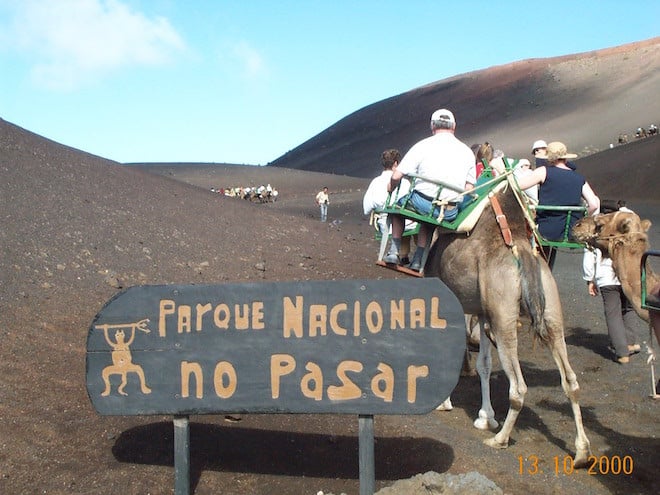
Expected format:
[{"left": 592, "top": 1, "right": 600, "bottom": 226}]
[
  {"left": 424, "top": 177, "right": 592, "bottom": 467},
  {"left": 572, "top": 210, "right": 660, "bottom": 360}
]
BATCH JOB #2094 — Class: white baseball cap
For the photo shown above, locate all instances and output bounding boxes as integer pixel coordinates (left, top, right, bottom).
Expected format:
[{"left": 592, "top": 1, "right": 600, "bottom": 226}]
[
  {"left": 430, "top": 108, "right": 455, "bottom": 125},
  {"left": 531, "top": 140, "right": 547, "bottom": 151}
]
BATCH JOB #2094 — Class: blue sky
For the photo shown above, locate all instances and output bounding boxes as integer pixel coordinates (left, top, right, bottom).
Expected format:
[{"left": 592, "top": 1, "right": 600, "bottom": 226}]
[{"left": 1, "top": 1, "right": 658, "bottom": 165}]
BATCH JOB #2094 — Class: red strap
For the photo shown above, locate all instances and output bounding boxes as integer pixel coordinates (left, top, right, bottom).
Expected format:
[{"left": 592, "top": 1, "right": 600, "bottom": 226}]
[{"left": 490, "top": 195, "right": 513, "bottom": 246}]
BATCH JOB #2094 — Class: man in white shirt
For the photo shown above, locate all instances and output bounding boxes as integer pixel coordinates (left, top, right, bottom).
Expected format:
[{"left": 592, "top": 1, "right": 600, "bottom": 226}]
[
  {"left": 315, "top": 187, "right": 329, "bottom": 222},
  {"left": 384, "top": 108, "right": 475, "bottom": 271}
]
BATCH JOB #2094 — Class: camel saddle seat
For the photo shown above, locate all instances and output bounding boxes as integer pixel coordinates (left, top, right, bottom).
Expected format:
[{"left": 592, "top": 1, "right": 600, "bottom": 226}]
[
  {"left": 374, "top": 172, "right": 511, "bottom": 277},
  {"left": 378, "top": 171, "right": 510, "bottom": 234}
]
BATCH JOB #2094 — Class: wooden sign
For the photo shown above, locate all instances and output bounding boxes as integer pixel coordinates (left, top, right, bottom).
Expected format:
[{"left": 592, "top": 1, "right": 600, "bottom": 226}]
[{"left": 86, "top": 279, "right": 465, "bottom": 416}]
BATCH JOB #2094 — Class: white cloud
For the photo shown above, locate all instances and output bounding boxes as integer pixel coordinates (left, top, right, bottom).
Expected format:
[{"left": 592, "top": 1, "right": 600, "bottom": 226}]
[
  {"left": 228, "top": 40, "right": 268, "bottom": 80},
  {"left": 2, "top": 0, "right": 185, "bottom": 90}
]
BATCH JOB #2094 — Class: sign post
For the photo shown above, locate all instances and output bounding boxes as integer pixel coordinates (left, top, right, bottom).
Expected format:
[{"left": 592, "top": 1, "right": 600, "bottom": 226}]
[{"left": 87, "top": 278, "right": 466, "bottom": 494}]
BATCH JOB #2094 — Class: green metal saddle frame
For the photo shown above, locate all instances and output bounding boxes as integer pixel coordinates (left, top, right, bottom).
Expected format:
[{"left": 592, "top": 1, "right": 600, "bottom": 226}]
[
  {"left": 378, "top": 161, "right": 512, "bottom": 230},
  {"left": 374, "top": 161, "right": 513, "bottom": 272},
  {"left": 373, "top": 157, "right": 590, "bottom": 275},
  {"left": 532, "top": 204, "right": 588, "bottom": 250},
  {"left": 642, "top": 250, "right": 660, "bottom": 312}
]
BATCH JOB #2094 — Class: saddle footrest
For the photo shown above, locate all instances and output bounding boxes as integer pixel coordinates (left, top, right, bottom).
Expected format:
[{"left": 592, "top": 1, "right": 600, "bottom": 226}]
[{"left": 375, "top": 260, "right": 424, "bottom": 278}]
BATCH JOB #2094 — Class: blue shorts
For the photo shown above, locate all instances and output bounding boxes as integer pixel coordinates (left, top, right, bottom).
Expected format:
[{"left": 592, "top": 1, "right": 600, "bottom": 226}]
[{"left": 397, "top": 190, "right": 459, "bottom": 221}]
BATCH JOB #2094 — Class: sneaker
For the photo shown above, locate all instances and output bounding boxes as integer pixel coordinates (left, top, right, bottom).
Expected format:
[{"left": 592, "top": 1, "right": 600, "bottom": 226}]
[
  {"left": 616, "top": 355, "right": 630, "bottom": 364},
  {"left": 628, "top": 344, "right": 641, "bottom": 355},
  {"left": 400, "top": 256, "right": 410, "bottom": 266},
  {"left": 383, "top": 253, "right": 399, "bottom": 264},
  {"left": 409, "top": 258, "right": 422, "bottom": 271}
]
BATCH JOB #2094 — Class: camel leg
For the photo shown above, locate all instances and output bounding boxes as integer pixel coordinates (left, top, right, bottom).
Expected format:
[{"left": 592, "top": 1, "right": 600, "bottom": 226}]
[
  {"left": 461, "top": 314, "right": 478, "bottom": 377},
  {"left": 547, "top": 332, "right": 592, "bottom": 467},
  {"left": 542, "top": 271, "right": 592, "bottom": 466},
  {"left": 440, "top": 314, "right": 477, "bottom": 410},
  {"left": 474, "top": 319, "right": 498, "bottom": 431},
  {"left": 484, "top": 315, "right": 527, "bottom": 449}
]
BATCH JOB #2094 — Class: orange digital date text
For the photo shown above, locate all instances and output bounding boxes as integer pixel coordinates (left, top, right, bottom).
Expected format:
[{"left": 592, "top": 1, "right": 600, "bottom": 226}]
[{"left": 518, "top": 455, "right": 634, "bottom": 475}]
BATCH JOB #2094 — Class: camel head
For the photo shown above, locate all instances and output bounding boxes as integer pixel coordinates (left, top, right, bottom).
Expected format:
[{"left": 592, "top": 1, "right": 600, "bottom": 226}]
[{"left": 572, "top": 210, "right": 652, "bottom": 255}]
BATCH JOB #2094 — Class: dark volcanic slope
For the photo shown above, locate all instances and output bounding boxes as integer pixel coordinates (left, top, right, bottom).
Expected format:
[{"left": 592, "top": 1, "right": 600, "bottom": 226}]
[
  {"left": 1, "top": 118, "right": 378, "bottom": 328},
  {"left": 1, "top": 115, "right": 659, "bottom": 494},
  {"left": 576, "top": 134, "right": 659, "bottom": 203},
  {"left": 0, "top": 117, "right": 382, "bottom": 493},
  {"left": 270, "top": 38, "right": 660, "bottom": 177}
]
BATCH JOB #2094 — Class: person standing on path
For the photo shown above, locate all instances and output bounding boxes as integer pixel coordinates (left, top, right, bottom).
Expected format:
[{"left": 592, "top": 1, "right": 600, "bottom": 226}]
[
  {"left": 583, "top": 243, "right": 641, "bottom": 364},
  {"left": 315, "top": 186, "right": 329, "bottom": 222}
]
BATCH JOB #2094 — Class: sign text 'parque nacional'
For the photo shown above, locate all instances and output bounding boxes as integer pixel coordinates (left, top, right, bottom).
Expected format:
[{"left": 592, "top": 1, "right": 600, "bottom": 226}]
[{"left": 86, "top": 279, "right": 465, "bottom": 416}]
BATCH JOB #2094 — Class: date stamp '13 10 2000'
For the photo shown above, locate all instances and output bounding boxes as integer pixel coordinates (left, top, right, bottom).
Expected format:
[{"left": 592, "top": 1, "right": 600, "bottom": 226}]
[{"left": 518, "top": 454, "right": 634, "bottom": 476}]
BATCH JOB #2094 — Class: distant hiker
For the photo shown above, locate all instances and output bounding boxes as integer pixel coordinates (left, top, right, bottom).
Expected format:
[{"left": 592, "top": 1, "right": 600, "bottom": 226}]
[
  {"left": 384, "top": 108, "right": 475, "bottom": 271},
  {"left": 315, "top": 186, "right": 329, "bottom": 222}
]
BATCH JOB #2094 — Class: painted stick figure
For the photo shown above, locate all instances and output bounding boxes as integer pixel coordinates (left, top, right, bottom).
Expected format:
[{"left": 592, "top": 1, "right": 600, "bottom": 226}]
[{"left": 96, "top": 319, "right": 152, "bottom": 396}]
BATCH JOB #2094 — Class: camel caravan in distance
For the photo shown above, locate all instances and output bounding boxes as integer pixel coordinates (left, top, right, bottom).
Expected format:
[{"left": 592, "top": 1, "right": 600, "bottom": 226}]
[
  {"left": 212, "top": 184, "right": 279, "bottom": 203},
  {"left": 573, "top": 210, "right": 660, "bottom": 398},
  {"left": 617, "top": 123, "right": 657, "bottom": 144}
]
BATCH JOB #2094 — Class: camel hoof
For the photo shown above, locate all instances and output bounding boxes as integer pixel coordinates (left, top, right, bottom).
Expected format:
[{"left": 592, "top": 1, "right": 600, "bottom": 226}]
[
  {"left": 142, "top": 387, "right": 152, "bottom": 394},
  {"left": 573, "top": 455, "right": 589, "bottom": 469},
  {"left": 436, "top": 398, "right": 453, "bottom": 411},
  {"left": 473, "top": 417, "right": 498, "bottom": 431},
  {"left": 483, "top": 436, "right": 508, "bottom": 449}
]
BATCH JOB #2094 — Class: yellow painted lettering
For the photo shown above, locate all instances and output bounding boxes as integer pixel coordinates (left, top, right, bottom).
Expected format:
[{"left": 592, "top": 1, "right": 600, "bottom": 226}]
[
  {"left": 365, "top": 301, "right": 383, "bottom": 334},
  {"left": 213, "top": 361, "right": 237, "bottom": 398},
  {"left": 330, "top": 303, "right": 348, "bottom": 335},
  {"left": 234, "top": 304, "right": 249, "bottom": 330},
  {"left": 252, "top": 301, "right": 265, "bottom": 329},
  {"left": 178, "top": 304, "right": 192, "bottom": 333},
  {"left": 390, "top": 299, "right": 405, "bottom": 330},
  {"left": 309, "top": 304, "right": 327, "bottom": 336},
  {"left": 407, "top": 365, "right": 429, "bottom": 403},
  {"left": 409, "top": 298, "right": 425, "bottom": 329},
  {"left": 271, "top": 354, "right": 296, "bottom": 398},
  {"left": 327, "top": 360, "right": 363, "bottom": 400},
  {"left": 159, "top": 299, "right": 176, "bottom": 337},
  {"left": 282, "top": 296, "right": 303, "bottom": 338},
  {"left": 371, "top": 363, "right": 394, "bottom": 402},
  {"left": 195, "top": 303, "right": 212, "bottom": 331},
  {"left": 353, "top": 301, "right": 361, "bottom": 336},
  {"left": 213, "top": 303, "right": 230, "bottom": 329},
  {"left": 181, "top": 361, "right": 203, "bottom": 398},
  {"left": 430, "top": 297, "right": 447, "bottom": 329},
  {"left": 301, "top": 362, "right": 323, "bottom": 400}
]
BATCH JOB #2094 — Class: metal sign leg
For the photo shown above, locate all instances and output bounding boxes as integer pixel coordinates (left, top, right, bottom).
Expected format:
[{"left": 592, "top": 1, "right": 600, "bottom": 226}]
[
  {"left": 358, "top": 414, "right": 375, "bottom": 495},
  {"left": 174, "top": 415, "right": 190, "bottom": 495}
]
